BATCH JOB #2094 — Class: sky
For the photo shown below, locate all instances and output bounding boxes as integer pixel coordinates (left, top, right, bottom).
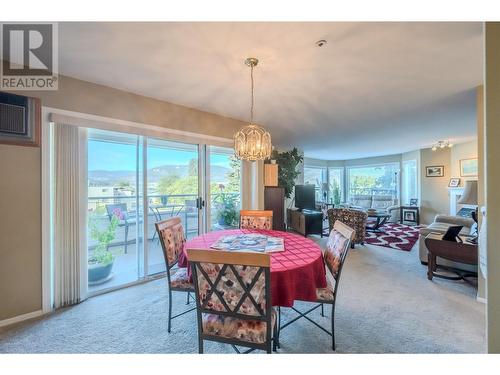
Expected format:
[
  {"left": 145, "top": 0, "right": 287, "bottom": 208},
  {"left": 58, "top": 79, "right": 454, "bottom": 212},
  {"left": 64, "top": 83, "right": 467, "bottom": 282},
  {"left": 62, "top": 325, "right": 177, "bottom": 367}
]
[{"left": 88, "top": 139, "right": 232, "bottom": 171}]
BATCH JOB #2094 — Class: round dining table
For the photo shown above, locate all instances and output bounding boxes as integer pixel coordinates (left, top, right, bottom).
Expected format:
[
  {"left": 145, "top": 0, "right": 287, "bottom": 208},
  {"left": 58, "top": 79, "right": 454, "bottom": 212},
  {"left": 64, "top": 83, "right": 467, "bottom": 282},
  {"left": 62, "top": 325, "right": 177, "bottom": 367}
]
[{"left": 178, "top": 229, "right": 327, "bottom": 307}]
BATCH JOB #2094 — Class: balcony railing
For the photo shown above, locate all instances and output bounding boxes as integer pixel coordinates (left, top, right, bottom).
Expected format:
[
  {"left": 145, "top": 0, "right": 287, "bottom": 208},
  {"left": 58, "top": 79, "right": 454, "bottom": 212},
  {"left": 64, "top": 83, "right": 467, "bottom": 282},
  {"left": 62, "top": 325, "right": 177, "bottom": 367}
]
[
  {"left": 348, "top": 188, "right": 397, "bottom": 197},
  {"left": 87, "top": 192, "right": 241, "bottom": 249}
]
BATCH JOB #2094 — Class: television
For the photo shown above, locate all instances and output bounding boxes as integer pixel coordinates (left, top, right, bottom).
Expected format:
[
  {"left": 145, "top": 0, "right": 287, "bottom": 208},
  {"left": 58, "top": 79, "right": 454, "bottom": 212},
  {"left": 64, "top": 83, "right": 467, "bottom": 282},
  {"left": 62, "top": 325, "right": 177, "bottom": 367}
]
[{"left": 295, "top": 184, "right": 316, "bottom": 211}]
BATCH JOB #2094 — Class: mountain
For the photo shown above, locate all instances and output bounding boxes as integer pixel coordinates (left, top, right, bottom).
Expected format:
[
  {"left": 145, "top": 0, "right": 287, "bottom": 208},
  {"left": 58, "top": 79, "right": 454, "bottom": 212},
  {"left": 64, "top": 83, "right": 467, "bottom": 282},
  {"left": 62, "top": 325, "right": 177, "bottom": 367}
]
[{"left": 89, "top": 164, "right": 231, "bottom": 186}]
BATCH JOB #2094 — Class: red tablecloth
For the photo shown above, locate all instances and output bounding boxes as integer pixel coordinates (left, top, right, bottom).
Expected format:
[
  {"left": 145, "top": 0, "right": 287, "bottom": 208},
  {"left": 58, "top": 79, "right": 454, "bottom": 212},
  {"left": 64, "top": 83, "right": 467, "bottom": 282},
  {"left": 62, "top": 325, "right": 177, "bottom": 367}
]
[{"left": 178, "top": 229, "right": 327, "bottom": 307}]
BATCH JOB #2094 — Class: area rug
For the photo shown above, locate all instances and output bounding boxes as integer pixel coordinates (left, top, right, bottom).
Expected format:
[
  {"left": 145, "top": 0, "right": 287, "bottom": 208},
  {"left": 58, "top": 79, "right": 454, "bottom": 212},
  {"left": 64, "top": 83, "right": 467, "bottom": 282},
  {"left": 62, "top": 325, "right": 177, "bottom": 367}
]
[{"left": 364, "top": 223, "right": 423, "bottom": 251}]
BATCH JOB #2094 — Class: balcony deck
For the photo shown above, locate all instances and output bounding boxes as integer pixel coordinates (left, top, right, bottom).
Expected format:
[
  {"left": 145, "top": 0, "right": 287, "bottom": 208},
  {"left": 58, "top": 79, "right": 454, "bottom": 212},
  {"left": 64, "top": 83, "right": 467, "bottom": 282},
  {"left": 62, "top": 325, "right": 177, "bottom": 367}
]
[{"left": 87, "top": 194, "right": 239, "bottom": 293}]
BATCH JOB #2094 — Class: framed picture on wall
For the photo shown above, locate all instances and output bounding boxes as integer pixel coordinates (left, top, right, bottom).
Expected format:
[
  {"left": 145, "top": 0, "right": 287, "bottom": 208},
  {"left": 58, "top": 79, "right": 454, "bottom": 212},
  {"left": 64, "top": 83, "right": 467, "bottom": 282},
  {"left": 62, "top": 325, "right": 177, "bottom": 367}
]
[
  {"left": 460, "top": 158, "right": 478, "bottom": 177},
  {"left": 448, "top": 178, "right": 460, "bottom": 187},
  {"left": 426, "top": 165, "right": 444, "bottom": 177}
]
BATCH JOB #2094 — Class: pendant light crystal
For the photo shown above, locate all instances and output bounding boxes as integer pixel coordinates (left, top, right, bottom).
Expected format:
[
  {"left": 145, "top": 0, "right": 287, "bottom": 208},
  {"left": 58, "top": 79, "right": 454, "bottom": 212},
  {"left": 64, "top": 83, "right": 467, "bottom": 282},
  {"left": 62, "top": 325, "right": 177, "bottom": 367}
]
[{"left": 234, "top": 58, "right": 272, "bottom": 161}]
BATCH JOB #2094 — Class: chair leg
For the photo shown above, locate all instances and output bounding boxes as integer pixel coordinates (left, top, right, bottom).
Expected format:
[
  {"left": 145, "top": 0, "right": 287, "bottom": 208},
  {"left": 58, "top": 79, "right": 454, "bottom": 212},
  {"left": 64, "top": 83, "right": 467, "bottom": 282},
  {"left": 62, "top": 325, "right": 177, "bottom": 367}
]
[
  {"left": 273, "top": 320, "right": 278, "bottom": 352},
  {"left": 277, "top": 307, "right": 281, "bottom": 348},
  {"left": 168, "top": 290, "right": 172, "bottom": 333},
  {"left": 186, "top": 292, "right": 190, "bottom": 305},
  {"left": 199, "top": 338, "right": 204, "bottom": 354},
  {"left": 321, "top": 303, "right": 324, "bottom": 317},
  {"left": 331, "top": 305, "right": 336, "bottom": 351},
  {"left": 124, "top": 224, "right": 129, "bottom": 254}
]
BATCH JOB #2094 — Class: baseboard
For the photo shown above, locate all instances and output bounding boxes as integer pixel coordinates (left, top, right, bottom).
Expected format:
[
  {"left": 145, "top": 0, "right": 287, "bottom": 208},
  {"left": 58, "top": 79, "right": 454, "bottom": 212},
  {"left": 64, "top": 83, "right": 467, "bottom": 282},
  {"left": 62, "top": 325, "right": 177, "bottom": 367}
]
[
  {"left": 0, "top": 310, "right": 44, "bottom": 328},
  {"left": 476, "top": 296, "right": 487, "bottom": 304}
]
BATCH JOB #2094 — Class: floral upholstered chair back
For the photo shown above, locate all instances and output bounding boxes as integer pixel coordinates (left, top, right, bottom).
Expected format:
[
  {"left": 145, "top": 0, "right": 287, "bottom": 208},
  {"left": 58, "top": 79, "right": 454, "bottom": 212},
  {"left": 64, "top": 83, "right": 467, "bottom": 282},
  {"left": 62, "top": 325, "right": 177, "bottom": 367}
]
[
  {"left": 155, "top": 217, "right": 186, "bottom": 268},
  {"left": 324, "top": 221, "right": 355, "bottom": 282},
  {"left": 187, "top": 249, "right": 273, "bottom": 345},
  {"left": 239, "top": 210, "right": 273, "bottom": 230},
  {"left": 327, "top": 208, "right": 367, "bottom": 245}
]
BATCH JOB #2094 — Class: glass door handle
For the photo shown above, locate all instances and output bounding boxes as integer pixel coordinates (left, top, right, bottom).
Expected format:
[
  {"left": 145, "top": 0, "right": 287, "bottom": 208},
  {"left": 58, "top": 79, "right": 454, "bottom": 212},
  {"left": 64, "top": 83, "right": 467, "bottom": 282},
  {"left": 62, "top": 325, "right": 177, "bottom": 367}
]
[
  {"left": 198, "top": 197, "right": 205, "bottom": 208},
  {"left": 196, "top": 197, "right": 205, "bottom": 209}
]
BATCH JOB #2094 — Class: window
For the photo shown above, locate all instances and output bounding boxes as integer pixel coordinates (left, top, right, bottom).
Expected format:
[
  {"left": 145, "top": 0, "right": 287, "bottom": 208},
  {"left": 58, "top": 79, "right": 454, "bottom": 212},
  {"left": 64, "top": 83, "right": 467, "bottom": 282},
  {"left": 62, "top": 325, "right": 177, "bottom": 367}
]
[
  {"left": 347, "top": 163, "right": 400, "bottom": 200},
  {"left": 303, "top": 166, "right": 327, "bottom": 202},
  {"left": 402, "top": 159, "right": 418, "bottom": 205},
  {"left": 328, "top": 167, "right": 344, "bottom": 204}
]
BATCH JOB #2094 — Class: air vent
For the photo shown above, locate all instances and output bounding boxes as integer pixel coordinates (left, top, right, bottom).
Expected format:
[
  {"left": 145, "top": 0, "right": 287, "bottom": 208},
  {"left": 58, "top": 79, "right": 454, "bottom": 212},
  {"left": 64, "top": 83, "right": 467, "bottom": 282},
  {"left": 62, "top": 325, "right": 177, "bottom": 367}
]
[
  {"left": 0, "top": 92, "right": 40, "bottom": 147},
  {"left": 0, "top": 102, "right": 26, "bottom": 135}
]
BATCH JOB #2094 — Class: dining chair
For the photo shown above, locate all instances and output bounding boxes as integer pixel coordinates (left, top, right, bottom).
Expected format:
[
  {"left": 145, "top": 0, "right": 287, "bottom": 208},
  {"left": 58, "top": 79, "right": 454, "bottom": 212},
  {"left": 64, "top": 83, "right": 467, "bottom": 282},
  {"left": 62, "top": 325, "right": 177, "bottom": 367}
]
[
  {"left": 279, "top": 220, "right": 355, "bottom": 350},
  {"left": 187, "top": 248, "right": 278, "bottom": 354},
  {"left": 239, "top": 210, "right": 273, "bottom": 230},
  {"left": 155, "top": 217, "right": 195, "bottom": 333}
]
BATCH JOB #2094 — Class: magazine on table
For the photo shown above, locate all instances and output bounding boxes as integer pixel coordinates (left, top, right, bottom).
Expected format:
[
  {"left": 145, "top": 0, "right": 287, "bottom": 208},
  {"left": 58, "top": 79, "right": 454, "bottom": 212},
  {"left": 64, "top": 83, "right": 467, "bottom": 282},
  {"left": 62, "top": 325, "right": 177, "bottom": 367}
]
[{"left": 210, "top": 234, "right": 285, "bottom": 253}]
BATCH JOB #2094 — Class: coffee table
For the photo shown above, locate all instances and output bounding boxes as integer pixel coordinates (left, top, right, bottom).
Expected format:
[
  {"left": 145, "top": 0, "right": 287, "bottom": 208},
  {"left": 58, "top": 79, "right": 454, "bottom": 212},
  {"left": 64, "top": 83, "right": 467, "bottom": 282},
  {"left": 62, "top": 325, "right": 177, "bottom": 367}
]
[{"left": 365, "top": 211, "right": 391, "bottom": 233}]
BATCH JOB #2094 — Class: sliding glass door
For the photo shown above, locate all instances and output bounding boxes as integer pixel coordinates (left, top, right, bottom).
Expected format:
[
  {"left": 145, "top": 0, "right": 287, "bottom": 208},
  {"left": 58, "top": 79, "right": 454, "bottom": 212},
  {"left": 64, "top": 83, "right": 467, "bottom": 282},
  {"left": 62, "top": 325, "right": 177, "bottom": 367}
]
[
  {"left": 207, "top": 146, "right": 241, "bottom": 231},
  {"left": 146, "top": 138, "right": 201, "bottom": 275},
  {"left": 84, "top": 128, "right": 241, "bottom": 293},
  {"left": 87, "top": 129, "right": 144, "bottom": 293}
]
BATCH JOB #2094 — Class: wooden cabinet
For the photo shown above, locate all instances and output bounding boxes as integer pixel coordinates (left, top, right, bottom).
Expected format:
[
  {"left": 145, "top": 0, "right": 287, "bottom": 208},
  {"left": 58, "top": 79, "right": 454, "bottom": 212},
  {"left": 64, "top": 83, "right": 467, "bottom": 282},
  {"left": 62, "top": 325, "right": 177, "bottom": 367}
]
[
  {"left": 264, "top": 186, "right": 285, "bottom": 231},
  {"left": 264, "top": 164, "right": 278, "bottom": 187},
  {"left": 287, "top": 208, "right": 323, "bottom": 237}
]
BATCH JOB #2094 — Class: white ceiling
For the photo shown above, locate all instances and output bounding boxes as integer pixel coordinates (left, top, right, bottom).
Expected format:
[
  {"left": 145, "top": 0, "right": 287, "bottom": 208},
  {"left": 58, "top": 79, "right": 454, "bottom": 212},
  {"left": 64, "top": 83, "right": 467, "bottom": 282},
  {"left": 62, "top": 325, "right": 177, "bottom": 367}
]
[{"left": 58, "top": 22, "right": 483, "bottom": 160}]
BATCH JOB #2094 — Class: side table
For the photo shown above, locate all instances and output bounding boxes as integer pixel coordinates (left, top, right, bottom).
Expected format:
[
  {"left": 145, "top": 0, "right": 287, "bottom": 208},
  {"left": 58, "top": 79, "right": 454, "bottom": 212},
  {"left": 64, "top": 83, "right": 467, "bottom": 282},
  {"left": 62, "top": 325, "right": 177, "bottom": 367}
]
[
  {"left": 424, "top": 232, "right": 478, "bottom": 282},
  {"left": 400, "top": 205, "right": 420, "bottom": 225}
]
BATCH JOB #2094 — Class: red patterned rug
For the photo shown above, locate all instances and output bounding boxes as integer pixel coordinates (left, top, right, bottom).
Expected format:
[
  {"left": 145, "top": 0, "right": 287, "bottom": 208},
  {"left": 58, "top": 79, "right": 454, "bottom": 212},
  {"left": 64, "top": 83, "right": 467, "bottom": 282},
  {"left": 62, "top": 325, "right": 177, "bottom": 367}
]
[{"left": 364, "top": 223, "right": 423, "bottom": 251}]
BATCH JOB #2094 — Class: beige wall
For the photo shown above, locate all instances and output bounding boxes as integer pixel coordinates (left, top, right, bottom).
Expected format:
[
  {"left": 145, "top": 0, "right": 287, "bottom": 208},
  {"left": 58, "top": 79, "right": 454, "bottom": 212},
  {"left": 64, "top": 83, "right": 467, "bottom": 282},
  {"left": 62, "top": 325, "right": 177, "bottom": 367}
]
[
  {"left": 0, "top": 75, "right": 251, "bottom": 322},
  {"left": 450, "top": 140, "right": 478, "bottom": 184},
  {"left": 0, "top": 145, "right": 42, "bottom": 321},
  {"left": 485, "top": 22, "right": 500, "bottom": 353},
  {"left": 10, "top": 74, "right": 247, "bottom": 139},
  {"left": 419, "top": 148, "right": 451, "bottom": 225},
  {"left": 342, "top": 153, "right": 402, "bottom": 167}
]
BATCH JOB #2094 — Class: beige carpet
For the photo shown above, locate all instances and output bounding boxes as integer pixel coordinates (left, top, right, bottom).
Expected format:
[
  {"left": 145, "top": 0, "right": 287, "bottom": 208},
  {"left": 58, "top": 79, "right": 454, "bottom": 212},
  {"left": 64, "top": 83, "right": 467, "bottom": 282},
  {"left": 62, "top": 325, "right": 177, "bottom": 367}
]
[{"left": 0, "top": 238, "right": 486, "bottom": 353}]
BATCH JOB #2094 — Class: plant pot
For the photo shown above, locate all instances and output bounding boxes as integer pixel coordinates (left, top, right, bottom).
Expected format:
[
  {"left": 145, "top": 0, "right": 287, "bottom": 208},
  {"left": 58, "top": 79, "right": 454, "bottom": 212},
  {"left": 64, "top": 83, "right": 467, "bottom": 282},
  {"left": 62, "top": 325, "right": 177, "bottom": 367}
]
[{"left": 88, "top": 261, "right": 114, "bottom": 285}]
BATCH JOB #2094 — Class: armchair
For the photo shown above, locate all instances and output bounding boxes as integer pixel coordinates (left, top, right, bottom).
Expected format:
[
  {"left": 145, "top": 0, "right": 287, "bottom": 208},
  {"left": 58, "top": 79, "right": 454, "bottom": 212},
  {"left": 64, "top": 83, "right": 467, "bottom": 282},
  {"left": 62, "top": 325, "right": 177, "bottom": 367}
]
[{"left": 327, "top": 208, "right": 367, "bottom": 247}]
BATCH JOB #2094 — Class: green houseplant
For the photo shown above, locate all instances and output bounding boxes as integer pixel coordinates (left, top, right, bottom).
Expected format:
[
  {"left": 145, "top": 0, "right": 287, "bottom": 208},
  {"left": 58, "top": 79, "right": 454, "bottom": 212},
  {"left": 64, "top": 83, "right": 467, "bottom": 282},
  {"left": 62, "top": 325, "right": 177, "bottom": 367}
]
[
  {"left": 88, "top": 211, "right": 120, "bottom": 284},
  {"left": 214, "top": 184, "right": 239, "bottom": 227},
  {"left": 269, "top": 147, "right": 303, "bottom": 198}
]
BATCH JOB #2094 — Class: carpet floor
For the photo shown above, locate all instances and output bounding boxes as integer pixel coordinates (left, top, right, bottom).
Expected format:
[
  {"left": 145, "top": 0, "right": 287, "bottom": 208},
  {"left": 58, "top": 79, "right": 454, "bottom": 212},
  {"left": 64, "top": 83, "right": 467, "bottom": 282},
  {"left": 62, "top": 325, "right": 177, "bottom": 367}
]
[{"left": 0, "top": 238, "right": 486, "bottom": 354}]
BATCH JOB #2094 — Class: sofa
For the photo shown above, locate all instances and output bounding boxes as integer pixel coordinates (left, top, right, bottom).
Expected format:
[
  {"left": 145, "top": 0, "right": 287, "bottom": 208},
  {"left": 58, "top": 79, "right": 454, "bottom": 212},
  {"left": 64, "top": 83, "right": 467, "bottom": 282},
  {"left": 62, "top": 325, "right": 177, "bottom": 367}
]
[
  {"left": 419, "top": 214, "right": 477, "bottom": 272},
  {"left": 346, "top": 194, "right": 400, "bottom": 222}
]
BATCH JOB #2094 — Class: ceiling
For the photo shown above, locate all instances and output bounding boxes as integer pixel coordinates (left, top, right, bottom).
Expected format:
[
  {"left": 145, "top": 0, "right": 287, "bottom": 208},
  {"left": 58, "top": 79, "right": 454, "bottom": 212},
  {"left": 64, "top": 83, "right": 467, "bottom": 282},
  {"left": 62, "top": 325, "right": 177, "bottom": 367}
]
[{"left": 58, "top": 22, "right": 483, "bottom": 160}]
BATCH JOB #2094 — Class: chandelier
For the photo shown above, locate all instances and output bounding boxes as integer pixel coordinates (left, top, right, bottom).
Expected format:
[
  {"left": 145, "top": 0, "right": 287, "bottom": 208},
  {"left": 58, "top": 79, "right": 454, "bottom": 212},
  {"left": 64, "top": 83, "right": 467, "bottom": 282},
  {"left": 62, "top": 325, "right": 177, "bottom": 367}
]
[
  {"left": 431, "top": 140, "right": 453, "bottom": 151},
  {"left": 234, "top": 57, "right": 272, "bottom": 161}
]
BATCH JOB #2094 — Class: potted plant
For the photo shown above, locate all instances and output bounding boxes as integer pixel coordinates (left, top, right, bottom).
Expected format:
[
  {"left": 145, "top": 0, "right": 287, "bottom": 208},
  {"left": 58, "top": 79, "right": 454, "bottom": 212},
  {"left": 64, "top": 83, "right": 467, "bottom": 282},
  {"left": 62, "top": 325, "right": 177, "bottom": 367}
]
[
  {"left": 269, "top": 147, "right": 304, "bottom": 198},
  {"left": 214, "top": 184, "right": 238, "bottom": 227},
  {"left": 88, "top": 210, "right": 120, "bottom": 284}
]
